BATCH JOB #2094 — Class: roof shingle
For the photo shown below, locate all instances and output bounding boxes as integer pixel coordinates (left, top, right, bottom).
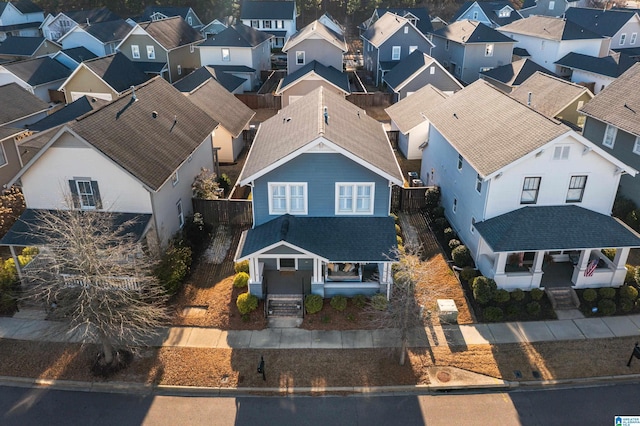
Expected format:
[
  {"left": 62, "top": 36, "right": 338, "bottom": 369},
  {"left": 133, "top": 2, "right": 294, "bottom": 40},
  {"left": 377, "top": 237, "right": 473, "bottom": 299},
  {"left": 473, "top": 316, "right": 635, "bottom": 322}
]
[
  {"left": 0, "top": 82, "right": 49, "bottom": 125},
  {"left": 498, "top": 15, "right": 604, "bottom": 40},
  {"left": 138, "top": 16, "right": 203, "bottom": 50},
  {"left": 385, "top": 84, "right": 449, "bottom": 133},
  {"left": 1, "top": 56, "right": 71, "bottom": 86},
  {"left": 433, "top": 19, "right": 514, "bottom": 44}
]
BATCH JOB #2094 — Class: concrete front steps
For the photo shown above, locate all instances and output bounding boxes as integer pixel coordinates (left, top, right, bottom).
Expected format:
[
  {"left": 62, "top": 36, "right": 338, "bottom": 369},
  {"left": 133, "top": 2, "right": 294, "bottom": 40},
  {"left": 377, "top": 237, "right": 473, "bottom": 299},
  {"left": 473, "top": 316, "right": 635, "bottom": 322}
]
[
  {"left": 266, "top": 294, "right": 304, "bottom": 328},
  {"left": 545, "top": 287, "right": 580, "bottom": 310}
]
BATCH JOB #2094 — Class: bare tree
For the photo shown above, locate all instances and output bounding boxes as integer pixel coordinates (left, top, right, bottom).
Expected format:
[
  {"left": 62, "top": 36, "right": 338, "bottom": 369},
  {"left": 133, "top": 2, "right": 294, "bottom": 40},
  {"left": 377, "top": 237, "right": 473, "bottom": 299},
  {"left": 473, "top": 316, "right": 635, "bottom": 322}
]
[{"left": 21, "top": 208, "right": 169, "bottom": 368}]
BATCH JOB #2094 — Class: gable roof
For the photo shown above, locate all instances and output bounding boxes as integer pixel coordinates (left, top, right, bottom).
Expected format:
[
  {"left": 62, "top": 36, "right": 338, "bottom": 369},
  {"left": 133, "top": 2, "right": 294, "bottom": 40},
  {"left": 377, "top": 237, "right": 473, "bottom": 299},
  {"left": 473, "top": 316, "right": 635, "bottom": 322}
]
[
  {"left": 382, "top": 50, "right": 462, "bottom": 91},
  {"left": 137, "top": 16, "right": 203, "bottom": 50},
  {"left": 432, "top": 19, "right": 514, "bottom": 44},
  {"left": 362, "top": 12, "right": 434, "bottom": 48},
  {"left": 424, "top": 79, "right": 569, "bottom": 177},
  {"left": 173, "top": 65, "right": 246, "bottom": 93},
  {"left": 0, "top": 82, "right": 49, "bottom": 125},
  {"left": 580, "top": 62, "right": 640, "bottom": 137},
  {"left": 240, "top": 0, "right": 295, "bottom": 20},
  {"left": 1, "top": 56, "right": 71, "bottom": 86},
  {"left": 276, "top": 60, "right": 350, "bottom": 93},
  {"left": 510, "top": 71, "right": 593, "bottom": 119},
  {"left": 71, "top": 18, "right": 132, "bottom": 44},
  {"left": 199, "top": 23, "right": 272, "bottom": 47},
  {"left": 79, "top": 52, "right": 150, "bottom": 93},
  {"left": 564, "top": 7, "right": 638, "bottom": 37},
  {"left": 239, "top": 86, "right": 403, "bottom": 185},
  {"left": 54, "top": 46, "right": 97, "bottom": 64},
  {"left": 453, "top": 1, "right": 522, "bottom": 26},
  {"left": 183, "top": 77, "right": 254, "bottom": 137},
  {"left": 28, "top": 95, "right": 108, "bottom": 132},
  {"left": 0, "top": 36, "right": 54, "bottom": 57},
  {"left": 19, "top": 77, "right": 217, "bottom": 191},
  {"left": 140, "top": 6, "right": 194, "bottom": 22},
  {"left": 282, "top": 19, "right": 347, "bottom": 53},
  {"left": 64, "top": 7, "right": 120, "bottom": 24},
  {"left": 12, "top": 0, "right": 41, "bottom": 14},
  {"left": 377, "top": 7, "right": 434, "bottom": 34},
  {"left": 385, "top": 84, "right": 449, "bottom": 133},
  {"left": 498, "top": 15, "right": 604, "bottom": 40},
  {"left": 555, "top": 51, "right": 636, "bottom": 78},
  {"left": 480, "top": 58, "right": 557, "bottom": 87}
]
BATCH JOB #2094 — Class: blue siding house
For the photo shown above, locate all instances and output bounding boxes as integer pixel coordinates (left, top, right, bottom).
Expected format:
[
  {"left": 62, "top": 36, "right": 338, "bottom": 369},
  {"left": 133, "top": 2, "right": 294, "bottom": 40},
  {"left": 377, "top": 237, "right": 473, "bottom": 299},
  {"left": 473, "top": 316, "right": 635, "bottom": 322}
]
[{"left": 235, "top": 87, "right": 404, "bottom": 300}]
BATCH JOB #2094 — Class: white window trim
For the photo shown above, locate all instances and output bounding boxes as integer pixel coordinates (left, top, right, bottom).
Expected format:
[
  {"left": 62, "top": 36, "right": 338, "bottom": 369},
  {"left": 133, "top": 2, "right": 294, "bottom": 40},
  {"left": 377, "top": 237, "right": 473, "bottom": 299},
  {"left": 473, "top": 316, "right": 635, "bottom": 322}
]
[
  {"left": 251, "top": 20, "right": 259, "bottom": 28},
  {"left": 631, "top": 33, "right": 637, "bottom": 45},
  {"left": 177, "top": 65, "right": 182, "bottom": 75},
  {"left": 548, "top": 0, "right": 555, "bottom": 9},
  {"left": 470, "top": 217, "right": 476, "bottom": 234},
  {"left": 457, "top": 154, "right": 463, "bottom": 171},
  {"left": 131, "top": 44, "right": 140, "bottom": 59},
  {"left": 0, "top": 143, "right": 7, "bottom": 167},
  {"left": 190, "top": 44, "right": 195, "bottom": 53},
  {"left": 391, "top": 46, "right": 401, "bottom": 60},
  {"left": 268, "top": 182, "right": 308, "bottom": 215},
  {"left": 171, "top": 171, "right": 179, "bottom": 187},
  {"left": 76, "top": 179, "right": 97, "bottom": 210},
  {"left": 335, "top": 182, "right": 375, "bottom": 215},
  {"left": 633, "top": 136, "right": 640, "bottom": 155},
  {"left": 452, "top": 198, "right": 457, "bottom": 213},
  {"left": 553, "top": 145, "right": 570, "bottom": 160},
  {"left": 296, "top": 50, "right": 305, "bottom": 65},
  {"left": 603, "top": 124, "right": 617, "bottom": 148},
  {"left": 620, "top": 33, "right": 627, "bottom": 45},
  {"left": 146, "top": 45, "right": 155, "bottom": 59},
  {"left": 177, "top": 199, "right": 184, "bottom": 228},
  {"left": 485, "top": 43, "right": 494, "bottom": 57},
  {"left": 222, "top": 48, "right": 230, "bottom": 61},
  {"left": 475, "top": 174, "right": 482, "bottom": 194}
]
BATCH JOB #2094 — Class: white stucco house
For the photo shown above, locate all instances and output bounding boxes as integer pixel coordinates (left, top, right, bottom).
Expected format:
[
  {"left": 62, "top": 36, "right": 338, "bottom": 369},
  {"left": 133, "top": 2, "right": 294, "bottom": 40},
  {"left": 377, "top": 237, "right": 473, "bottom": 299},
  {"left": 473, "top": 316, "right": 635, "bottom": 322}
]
[{"left": 420, "top": 79, "right": 640, "bottom": 290}]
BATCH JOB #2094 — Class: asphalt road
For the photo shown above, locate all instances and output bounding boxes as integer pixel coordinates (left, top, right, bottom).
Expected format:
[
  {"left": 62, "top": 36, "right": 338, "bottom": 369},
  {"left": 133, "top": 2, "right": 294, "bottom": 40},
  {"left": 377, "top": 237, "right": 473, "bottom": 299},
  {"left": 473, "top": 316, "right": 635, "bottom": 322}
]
[{"left": 1, "top": 383, "right": 639, "bottom": 425}]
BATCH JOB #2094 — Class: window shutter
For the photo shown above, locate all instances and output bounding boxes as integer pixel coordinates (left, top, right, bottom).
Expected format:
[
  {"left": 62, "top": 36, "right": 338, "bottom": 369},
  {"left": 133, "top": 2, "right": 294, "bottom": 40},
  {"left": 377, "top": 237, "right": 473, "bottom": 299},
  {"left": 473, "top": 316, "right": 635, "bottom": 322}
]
[
  {"left": 68, "top": 180, "right": 80, "bottom": 209},
  {"left": 91, "top": 181, "right": 102, "bottom": 209}
]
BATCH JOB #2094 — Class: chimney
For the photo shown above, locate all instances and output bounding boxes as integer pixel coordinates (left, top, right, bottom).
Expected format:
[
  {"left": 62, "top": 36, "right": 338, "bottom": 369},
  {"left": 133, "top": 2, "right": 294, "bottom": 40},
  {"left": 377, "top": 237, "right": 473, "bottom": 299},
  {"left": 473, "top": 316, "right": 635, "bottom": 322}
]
[
  {"left": 527, "top": 92, "right": 532, "bottom": 106},
  {"left": 323, "top": 106, "right": 329, "bottom": 125}
]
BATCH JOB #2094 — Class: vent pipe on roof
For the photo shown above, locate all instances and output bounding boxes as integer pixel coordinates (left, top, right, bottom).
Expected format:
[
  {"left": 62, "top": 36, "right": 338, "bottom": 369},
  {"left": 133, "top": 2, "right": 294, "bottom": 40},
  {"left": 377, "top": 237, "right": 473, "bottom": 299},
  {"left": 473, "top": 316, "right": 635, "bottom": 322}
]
[
  {"left": 527, "top": 92, "right": 532, "bottom": 106},
  {"left": 323, "top": 106, "right": 329, "bottom": 124}
]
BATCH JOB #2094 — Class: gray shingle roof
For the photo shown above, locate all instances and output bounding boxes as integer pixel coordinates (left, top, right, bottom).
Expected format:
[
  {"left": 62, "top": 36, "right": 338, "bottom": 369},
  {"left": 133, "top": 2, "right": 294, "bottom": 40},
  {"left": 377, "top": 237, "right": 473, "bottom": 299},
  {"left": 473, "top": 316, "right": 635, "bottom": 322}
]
[
  {"left": 238, "top": 214, "right": 398, "bottom": 261},
  {"left": 379, "top": 7, "right": 433, "bottom": 34},
  {"left": 385, "top": 84, "right": 449, "bottom": 133},
  {"left": 453, "top": 1, "right": 522, "bottom": 26},
  {"left": 510, "top": 71, "right": 592, "bottom": 119},
  {"left": 0, "top": 82, "right": 49, "bottom": 125},
  {"left": 199, "top": 23, "right": 272, "bottom": 48},
  {"left": 138, "top": 16, "right": 203, "bottom": 50},
  {"left": 433, "top": 19, "right": 514, "bottom": 44},
  {"left": 77, "top": 18, "right": 132, "bottom": 43},
  {"left": 12, "top": 0, "right": 41, "bottom": 14},
  {"left": 240, "top": 86, "right": 403, "bottom": 184},
  {"left": 277, "top": 60, "right": 350, "bottom": 93},
  {"left": 555, "top": 51, "right": 636, "bottom": 78},
  {"left": 28, "top": 96, "right": 108, "bottom": 132},
  {"left": 173, "top": 66, "right": 246, "bottom": 93},
  {"left": 64, "top": 7, "right": 120, "bottom": 24},
  {"left": 564, "top": 7, "right": 636, "bottom": 37},
  {"left": 498, "top": 15, "right": 604, "bottom": 40},
  {"left": 382, "top": 50, "right": 438, "bottom": 89},
  {"left": 2, "top": 56, "right": 71, "bottom": 86},
  {"left": 83, "top": 52, "right": 150, "bottom": 93},
  {"left": 480, "top": 58, "right": 556, "bottom": 87},
  {"left": 240, "top": 0, "right": 295, "bottom": 20},
  {"left": 0, "top": 126, "right": 25, "bottom": 140},
  {"left": 475, "top": 205, "right": 640, "bottom": 252},
  {"left": 141, "top": 6, "right": 192, "bottom": 21},
  {"left": 57, "top": 46, "right": 97, "bottom": 63},
  {"left": 362, "top": 12, "right": 412, "bottom": 47},
  {"left": 424, "top": 79, "right": 568, "bottom": 177},
  {"left": 67, "top": 77, "right": 218, "bottom": 191},
  {"left": 283, "top": 19, "right": 347, "bottom": 52},
  {"left": 580, "top": 62, "right": 640, "bottom": 137},
  {"left": 0, "top": 36, "right": 46, "bottom": 56},
  {"left": 184, "top": 77, "right": 254, "bottom": 137}
]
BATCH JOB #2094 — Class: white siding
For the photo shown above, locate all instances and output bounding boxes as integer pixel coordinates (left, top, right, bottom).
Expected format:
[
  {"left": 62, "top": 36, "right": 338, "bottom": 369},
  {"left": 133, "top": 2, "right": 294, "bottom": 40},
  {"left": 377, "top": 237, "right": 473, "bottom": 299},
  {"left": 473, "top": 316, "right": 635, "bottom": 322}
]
[
  {"left": 199, "top": 45, "right": 253, "bottom": 67},
  {"left": 59, "top": 29, "right": 107, "bottom": 56},
  {"left": 569, "top": 69, "right": 614, "bottom": 94}
]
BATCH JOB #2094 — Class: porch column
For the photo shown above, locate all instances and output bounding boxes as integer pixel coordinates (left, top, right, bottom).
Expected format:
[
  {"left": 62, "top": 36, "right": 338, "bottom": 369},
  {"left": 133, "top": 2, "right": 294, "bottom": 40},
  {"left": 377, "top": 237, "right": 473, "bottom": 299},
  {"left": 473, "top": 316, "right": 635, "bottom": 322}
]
[
  {"left": 531, "top": 251, "right": 545, "bottom": 288},
  {"left": 494, "top": 252, "right": 508, "bottom": 274},
  {"left": 572, "top": 249, "right": 591, "bottom": 286},
  {"left": 313, "top": 258, "right": 322, "bottom": 283},
  {"left": 250, "top": 257, "right": 260, "bottom": 283},
  {"left": 613, "top": 247, "right": 631, "bottom": 269},
  {"left": 9, "top": 246, "right": 24, "bottom": 286}
]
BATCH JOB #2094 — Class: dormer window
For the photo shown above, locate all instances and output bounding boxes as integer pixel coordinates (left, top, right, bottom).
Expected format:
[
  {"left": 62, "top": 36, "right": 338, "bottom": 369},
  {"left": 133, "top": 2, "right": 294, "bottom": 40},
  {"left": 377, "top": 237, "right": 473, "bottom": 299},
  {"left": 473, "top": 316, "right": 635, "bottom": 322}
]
[{"left": 498, "top": 7, "right": 512, "bottom": 17}]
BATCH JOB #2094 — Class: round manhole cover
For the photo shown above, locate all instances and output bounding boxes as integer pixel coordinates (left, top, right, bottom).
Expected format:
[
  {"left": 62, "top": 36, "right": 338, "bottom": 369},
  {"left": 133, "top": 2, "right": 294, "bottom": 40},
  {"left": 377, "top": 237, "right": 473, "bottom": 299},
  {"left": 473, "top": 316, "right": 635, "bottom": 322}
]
[{"left": 436, "top": 371, "right": 451, "bottom": 382}]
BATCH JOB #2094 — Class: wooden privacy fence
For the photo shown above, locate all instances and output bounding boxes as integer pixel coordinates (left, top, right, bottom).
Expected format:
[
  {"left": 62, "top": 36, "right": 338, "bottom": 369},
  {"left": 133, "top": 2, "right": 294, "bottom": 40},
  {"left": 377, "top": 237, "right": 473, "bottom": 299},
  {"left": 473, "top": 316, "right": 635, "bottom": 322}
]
[
  {"left": 391, "top": 186, "right": 430, "bottom": 213},
  {"left": 235, "top": 93, "right": 281, "bottom": 109},
  {"left": 193, "top": 198, "right": 252, "bottom": 227},
  {"left": 346, "top": 92, "right": 393, "bottom": 108}
]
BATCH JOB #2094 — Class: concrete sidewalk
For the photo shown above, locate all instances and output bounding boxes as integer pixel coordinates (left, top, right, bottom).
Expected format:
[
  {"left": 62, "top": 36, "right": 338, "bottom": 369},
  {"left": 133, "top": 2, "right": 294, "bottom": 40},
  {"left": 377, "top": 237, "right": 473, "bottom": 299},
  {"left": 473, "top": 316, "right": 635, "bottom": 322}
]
[{"left": 1, "top": 313, "right": 640, "bottom": 349}]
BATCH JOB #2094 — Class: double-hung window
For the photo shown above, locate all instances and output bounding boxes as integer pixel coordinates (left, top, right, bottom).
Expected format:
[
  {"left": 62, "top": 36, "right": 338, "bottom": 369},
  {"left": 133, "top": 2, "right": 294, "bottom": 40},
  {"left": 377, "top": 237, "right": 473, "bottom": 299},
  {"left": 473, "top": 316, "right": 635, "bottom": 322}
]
[
  {"left": 485, "top": 43, "right": 494, "bottom": 57},
  {"left": 336, "top": 183, "right": 374, "bottom": 215},
  {"left": 475, "top": 174, "right": 482, "bottom": 193},
  {"left": 177, "top": 200, "right": 184, "bottom": 228},
  {"left": 521, "top": 177, "right": 541, "bottom": 204},
  {"left": 251, "top": 20, "right": 259, "bottom": 28},
  {"left": 633, "top": 136, "right": 640, "bottom": 155},
  {"left": 263, "top": 20, "right": 271, "bottom": 29},
  {"left": 146, "top": 45, "right": 155, "bottom": 59},
  {"left": 566, "top": 175, "right": 587, "bottom": 202},
  {"left": 131, "top": 45, "right": 140, "bottom": 59},
  {"left": 392, "top": 46, "right": 401, "bottom": 60},
  {"left": 0, "top": 145, "right": 6, "bottom": 167},
  {"left": 296, "top": 51, "right": 305, "bottom": 65},
  {"left": 268, "top": 183, "right": 307, "bottom": 215},
  {"left": 222, "top": 48, "right": 230, "bottom": 61},
  {"left": 603, "top": 124, "right": 617, "bottom": 148},
  {"left": 69, "top": 179, "right": 102, "bottom": 210}
]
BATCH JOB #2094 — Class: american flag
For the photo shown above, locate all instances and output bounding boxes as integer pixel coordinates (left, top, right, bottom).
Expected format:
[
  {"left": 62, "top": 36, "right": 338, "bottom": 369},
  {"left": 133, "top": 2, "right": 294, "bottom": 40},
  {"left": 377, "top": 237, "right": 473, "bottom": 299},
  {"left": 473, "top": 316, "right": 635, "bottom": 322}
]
[{"left": 584, "top": 259, "right": 598, "bottom": 277}]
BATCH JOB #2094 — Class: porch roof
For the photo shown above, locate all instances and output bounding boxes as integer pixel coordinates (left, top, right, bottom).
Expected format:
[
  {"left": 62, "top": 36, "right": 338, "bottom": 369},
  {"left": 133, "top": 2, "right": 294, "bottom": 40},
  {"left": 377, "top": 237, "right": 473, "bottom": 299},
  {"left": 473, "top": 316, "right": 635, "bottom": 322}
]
[
  {"left": 0, "top": 209, "right": 153, "bottom": 247},
  {"left": 238, "top": 214, "right": 398, "bottom": 262},
  {"left": 474, "top": 205, "right": 640, "bottom": 252}
]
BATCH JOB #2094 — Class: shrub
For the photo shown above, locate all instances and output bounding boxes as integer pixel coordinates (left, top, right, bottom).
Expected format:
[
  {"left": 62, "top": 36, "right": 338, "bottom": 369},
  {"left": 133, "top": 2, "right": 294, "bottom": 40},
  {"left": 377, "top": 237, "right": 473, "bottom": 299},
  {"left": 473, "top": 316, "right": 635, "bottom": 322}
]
[
  {"left": 583, "top": 288, "right": 597, "bottom": 302},
  {"left": 396, "top": 235, "right": 403, "bottom": 246},
  {"left": 598, "top": 287, "right": 616, "bottom": 299},
  {"left": 352, "top": 294, "right": 367, "bottom": 309},
  {"left": 620, "top": 298, "right": 634, "bottom": 313},
  {"left": 370, "top": 293, "right": 388, "bottom": 311},
  {"left": 192, "top": 168, "right": 221, "bottom": 199},
  {"left": 431, "top": 206, "right": 445, "bottom": 219},
  {"left": 305, "top": 294, "right": 323, "bottom": 314},
  {"left": 448, "top": 239, "right": 461, "bottom": 250},
  {"left": 620, "top": 284, "right": 639, "bottom": 301},
  {"left": 390, "top": 213, "right": 399, "bottom": 223},
  {"left": 155, "top": 244, "right": 192, "bottom": 296},
  {"left": 493, "top": 289, "right": 510, "bottom": 304},
  {"left": 425, "top": 186, "right": 441, "bottom": 209},
  {"left": 601, "top": 249, "right": 616, "bottom": 261},
  {"left": 598, "top": 299, "right": 616, "bottom": 315},
  {"left": 330, "top": 295, "right": 348, "bottom": 311},
  {"left": 395, "top": 224, "right": 402, "bottom": 236},
  {"left": 472, "top": 276, "right": 497, "bottom": 305},
  {"left": 530, "top": 288, "right": 544, "bottom": 301},
  {"left": 626, "top": 265, "right": 637, "bottom": 284},
  {"left": 459, "top": 267, "right": 479, "bottom": 283},
  {"left": 613, "top": 195, "right": 637, "bottom": 220},
  {"left": 526, "top": 301, "right": 541, "bottom": 316},
  {"left": 506, "top": 304, "right": 521, "bottom": 317},
  {"left": 181, "top": 213, "right": 213, "bottom": 256},
  {"left": 216, "top": 173, "right": 232, "bottom": 195},
  {"left": 233, "top": 272, "right": 249, "bottom": 288},
  {"left": 483, "top": 306, "right": 503, "bottom": 322},
  {"left": 452, "top": 245, "right": 473, "bottom": 267},
  {"left": 234, "top": 260, "right": 250, "bottom": 274},
  {"left": 511, "top": 289, "right": 525, "bottom": 302},
  {"left": 626, "top": 209, "right": 640, "bottom": 232},
  {"left": 236, "top": 292, "right": 258, "bottom": 314},
  {"left": 443, "top": 227, "right": 456, "bottom": 241}
]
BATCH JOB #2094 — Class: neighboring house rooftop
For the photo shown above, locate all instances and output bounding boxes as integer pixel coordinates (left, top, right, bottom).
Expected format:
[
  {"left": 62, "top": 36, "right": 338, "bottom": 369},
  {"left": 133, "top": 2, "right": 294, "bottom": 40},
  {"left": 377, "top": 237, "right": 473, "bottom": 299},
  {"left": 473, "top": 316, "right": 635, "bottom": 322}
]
[
  {"left": 63, "top": 7, "right": 120, "bottom": 24},
  {"left": 432, "top": 19, "right": 514, "bottom": 44},
  {"left": 580, "top": 62, "right": 640, "bottom": 137},
  {"left": 564, "top": 7, "right": 638, "bottom": 38},
  {"left": 183, "top": 77, "right": 255, "bottom": 137},
  {"left": 69, "top": 19, "right": 132, "bottom": 43},
  {"left": 53, "top": 46, "right": 97, "bottom": 65},
  {"left": 28, "top": 95, "right": 108, "bottom": 131},
  {"left": 199, "top": 23, "right": 272, "bottom": 47},
  {"left": 11, "top": 0, "right": 42, "bottom": 14},
  {"left": 239, "top": 86, "right": 403, "bottom": 185},
  {"left": 452, "top": 1, "right": 522, "bottom": 26},
  {"left": 475, "top": 205, "right": 640, "bottom": 252},
  {"left": 0, "top": 36, "right": 57, "bottom": 57},
  {"left": 277, "top": 60, "right": 350, "bottom": 93},
  {"left": 555, "top": 51, "right": 636, "bottom": 78},
  {"left": 0, "top": 82, "right": 49, "bottom": 125},
  {"left": 139, "top": 6, "right": 194, "bottom": 22},
  {"left": 79, "top": 52, "right": 150, "bottom": 92},
  {"left": 2, "top": 56, "right": 71, "bottom": 86},
  {"left": 480, "top": 58, "right": 557, "bottom": 86},
  {"left": 137, "top": 16, "right": 203, "bottom": 50},
  {"left": 385, "top": 84, "right": 449, "bottom": 133},
  {"left": 382, "top": 50, "right": 462, "bottom": 91},
  {"left": 513, "top": 47, "right": 530, "bottom": 57},
  {"left": 510, "top": 71, "right": 593, "bottom": 119},
  {"left": 0, "top": 126, "right": 25, "bottom": 140},
  {"left": 425, "top": 79, "right": 568, "bottom": 178},
  {"left": 240, "top": 0, "right": 295, "bottom": 20},
  {"left": 378, "top": 7, "right": 434, "bottom": 34},
  {"left": 173, "top": 65, "right": 246, "bottom": 93},
  {"left": 282, "top": 19, "right": 347, "bottom": 53},
  {"left": 498, "top": 15, "right": 604, "bottom": 40},
  {"left": 362, "top": 12, "right": 428, "bottom": 48}
]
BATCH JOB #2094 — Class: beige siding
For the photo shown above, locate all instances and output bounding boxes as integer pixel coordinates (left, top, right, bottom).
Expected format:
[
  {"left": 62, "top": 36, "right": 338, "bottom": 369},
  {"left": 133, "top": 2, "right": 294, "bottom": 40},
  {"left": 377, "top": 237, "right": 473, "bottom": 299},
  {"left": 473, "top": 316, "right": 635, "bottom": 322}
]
[
  {"left": 62, "top": 67, "right": 117, "bottom": 104},
  {"left": 556, "top": 92, "right": 593, "bottom": 128}
]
